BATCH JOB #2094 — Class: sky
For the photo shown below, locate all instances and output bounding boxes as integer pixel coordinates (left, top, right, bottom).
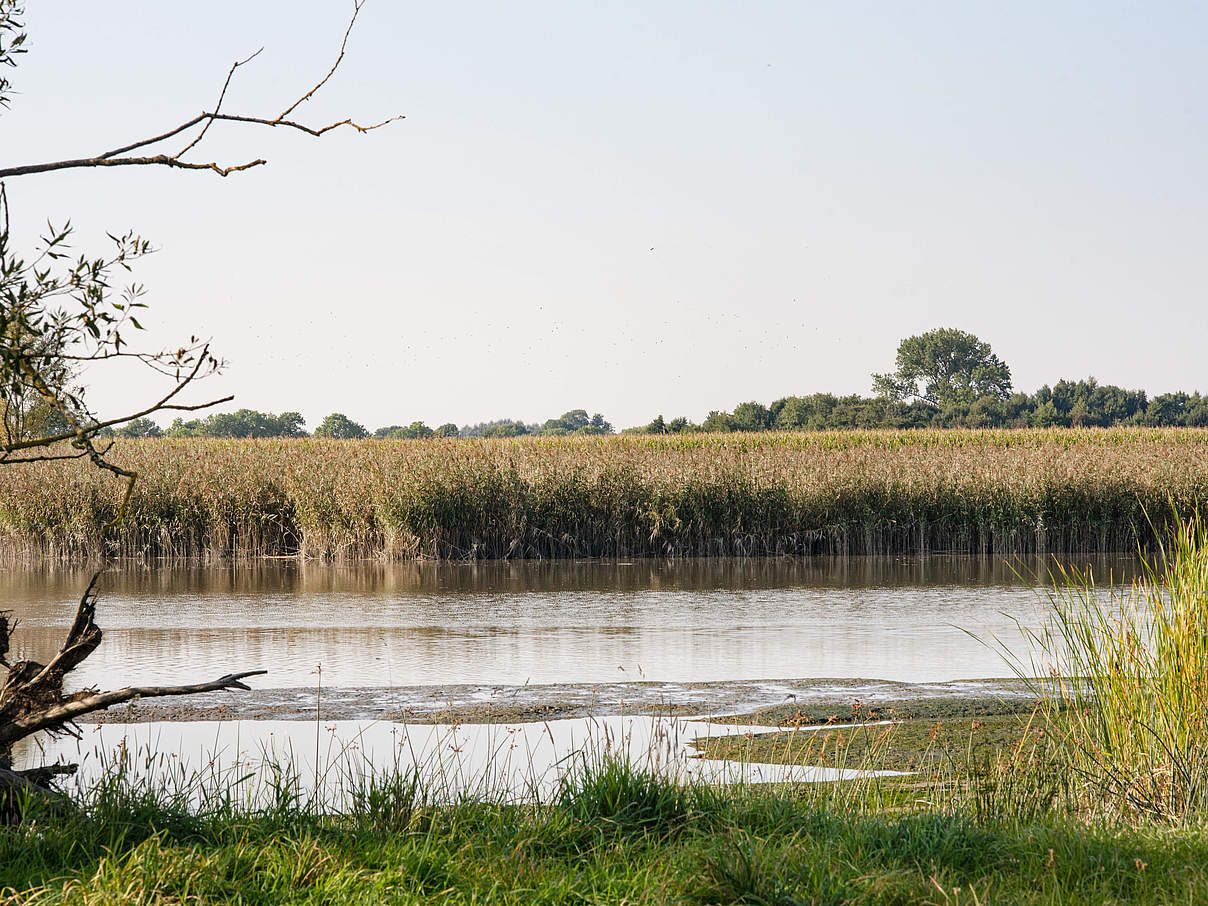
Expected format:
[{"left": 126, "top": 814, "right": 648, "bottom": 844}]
[{"left": 4, "top": 1, "right": 1207, "bottom": 431}]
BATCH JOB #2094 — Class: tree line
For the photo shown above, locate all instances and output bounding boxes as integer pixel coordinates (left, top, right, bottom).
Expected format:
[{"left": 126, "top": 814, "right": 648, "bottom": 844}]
[
  {"left": 627, "top": 380, "right": 1205, "bottom": 434},
  {"left": 631, "top": 329, "right": 1207, "bottom": 432},
  {"left": 105, "top": 330, "right": 1206, "bottom": 439},
  {"left": 109, "top": 409, "right": 615, "bottom": 440}
]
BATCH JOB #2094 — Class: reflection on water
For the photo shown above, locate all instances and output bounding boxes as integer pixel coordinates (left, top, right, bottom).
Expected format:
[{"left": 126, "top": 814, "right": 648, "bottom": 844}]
[
  {"left": 1, "top": 556, "right": 1137, "bottom": 689},
  {"left": 17, "top": 715, "right": 906, "bottom": 804}
]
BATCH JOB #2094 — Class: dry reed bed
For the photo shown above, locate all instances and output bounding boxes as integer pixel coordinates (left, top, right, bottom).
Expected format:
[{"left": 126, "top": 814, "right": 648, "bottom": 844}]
[{"left": 2, "top": 428, "right": 1205, "bottom": 561}]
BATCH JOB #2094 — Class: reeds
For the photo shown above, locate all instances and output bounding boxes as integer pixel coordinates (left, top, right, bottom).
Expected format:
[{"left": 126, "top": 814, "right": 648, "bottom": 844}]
[
  {"left": 3, "top": 428, "right": 1206, "bottom": 561},
  {"left": 1018, "top": 513, "right": 1208, "bottom": 822}
]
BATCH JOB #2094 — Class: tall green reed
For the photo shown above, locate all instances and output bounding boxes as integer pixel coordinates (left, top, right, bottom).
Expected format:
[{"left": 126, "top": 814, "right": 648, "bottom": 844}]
[{"left": 1019, "top": 513, "right": 1208, "bottom": 821}]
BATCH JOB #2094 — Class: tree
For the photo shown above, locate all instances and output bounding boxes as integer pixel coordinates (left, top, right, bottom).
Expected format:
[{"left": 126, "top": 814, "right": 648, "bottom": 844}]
[
  {"left": 462, "top": 419, "right": 533, "bottom": 438},
  {"left": 537, "top": 410, "right": 613, "bottom": 435},
  {"left": 731, "top": 401, "right": 772, "bottom": 432},
  {"left": 481, "top": 420, "right": 529, "bottom": 438},
  {"left": 314, "top": 412, "right": 368, "bottom": 439},
  {"left": 115, "top": 417, "right": 163, "bottom": 439},
  {"left": 0, "top": 1, "right": 395, "bottom": 811},
  {"left": 391, "top": 421, "right": 433, "bottom": 439},
  {"left": 873, "top": 328, "right": 1012, "bottom": 408},
  {"left": 700, "top": 410, "right": 736, "bottom": 432},
  {"left": 434, "top": 423, "right": 459, "bottom": 438},
  {"left": 166, "top": 409, "right": 306, "bottom": 438},
  {"left": 1144, "top": 393, "right": 1190, "bottom": 427}
]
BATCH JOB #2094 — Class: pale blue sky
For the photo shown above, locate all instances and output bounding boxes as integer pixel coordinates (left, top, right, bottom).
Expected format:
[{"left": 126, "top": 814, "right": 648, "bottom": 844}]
[{"left": 5, "top": 2, "right": 1207, "bottom": 429}]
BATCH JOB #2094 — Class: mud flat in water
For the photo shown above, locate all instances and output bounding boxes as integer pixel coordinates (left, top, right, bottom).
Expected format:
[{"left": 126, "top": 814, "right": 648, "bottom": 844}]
[{"left": 79, "top": 675, "right": 1037, "bottom": 725}]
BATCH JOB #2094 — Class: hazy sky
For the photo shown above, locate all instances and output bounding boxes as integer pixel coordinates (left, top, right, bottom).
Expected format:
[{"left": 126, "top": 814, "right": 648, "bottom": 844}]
[{"left": 5, "top": 2, "right": 1207, "bottom": 430}]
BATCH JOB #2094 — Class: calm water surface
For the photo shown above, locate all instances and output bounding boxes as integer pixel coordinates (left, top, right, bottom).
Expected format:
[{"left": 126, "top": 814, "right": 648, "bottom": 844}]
[
  {"left": 1, "top": 556, "right": 1138, "bottom": 690},
  {"left": 24, "top": 715, "right": 907, "bottom": 803}
]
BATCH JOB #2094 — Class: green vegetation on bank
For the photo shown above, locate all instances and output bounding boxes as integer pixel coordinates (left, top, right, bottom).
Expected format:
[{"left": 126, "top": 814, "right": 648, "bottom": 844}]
[
  {"left": 5, "top": 765, "right": 1207, "bottom": 905},
  {"left": 3, "top": 428, "right": 1206, "bottom": 561}
]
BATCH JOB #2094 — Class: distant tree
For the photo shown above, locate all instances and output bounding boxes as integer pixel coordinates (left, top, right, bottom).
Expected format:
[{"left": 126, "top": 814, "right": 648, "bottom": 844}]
[
  {"left": 373, "top": 425, "right": 403, "bottom": 438},
  {"left": 537, "top": 410, "right": 613, "bottom": 435},
  {"left": 165, "top": 408, "right": 305, "bottom": 438},
  {"left": 1185, "top": 395, "right": 1208, "bottom": 428},
  {"left": 115, "top": 417, "right": 162, "bottom": 438},
  {"left": 314, "top": 412, "right": 368, "bottom": 439},
  {"left": 773, "top": 394, "right": 837, "bottom": 431},
  {"left": 166, "top": 417, "right": 203, "bottom": 438},
  {"left": 483, "top": 421, "right": 526, "bottom": 438},
  {"left": 571, "top": 414, "right": 611, "bottom": 436},
  {"left": 462, "top": 419, "right": 534, "bottom": 438},
  {"left": 434, "top": 423, "right": 459, "bottom": 437},
  {"left": 644, "top": 415, "right": 666, "bottom": 434},
  {"left": 1031, "top": 400, "right": 1061, "bottom": 427},
  {"left": 542, "top": 409, "right": 589, "bottom": 434},
  {"left": 1090, "top": 383, "right": 1146, "bottom": 425},
  {"left": 391, "top": 421, "right": 434, "bottom": 439},
  {"left": 273, "top": 411, "right": 307, "bottom": 437},
  {"left": 700, "top": 410, "right": 736, "bottom": 432},
  {"left": 731, "top": 401, "right": 772, "bottom": 432},
  {"left": 1144, "top": 393, "right": 1191, "bottom": 427},
  {"left": 873, "top": 328, "right": 1012, "bottom": 408}
]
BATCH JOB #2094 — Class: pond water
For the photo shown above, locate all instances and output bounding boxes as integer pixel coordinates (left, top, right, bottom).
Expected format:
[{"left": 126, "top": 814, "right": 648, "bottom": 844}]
[
  {"left": 7, "top": 555, "right": 1136, "bottom": 789},
  {"left": 3, "top": 555, "right": 1136, "bottom": 691},
  {"left": 21, "top": 714, "right": 908, "bottom": 804}
]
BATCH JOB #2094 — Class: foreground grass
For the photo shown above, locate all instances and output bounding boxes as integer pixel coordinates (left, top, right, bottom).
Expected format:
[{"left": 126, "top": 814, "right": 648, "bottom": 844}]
[
  {"left": 4, "top": 428, "right": 1208, "bottom": 561},
  {"left": 3, "top": 764, "right": 1207, "bottom": 905}
]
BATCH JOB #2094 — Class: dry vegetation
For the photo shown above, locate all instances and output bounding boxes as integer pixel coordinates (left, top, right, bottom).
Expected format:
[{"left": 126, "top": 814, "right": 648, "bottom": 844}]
[{"left": 2, "top": 428, "right": 1205, "bottom": 561}]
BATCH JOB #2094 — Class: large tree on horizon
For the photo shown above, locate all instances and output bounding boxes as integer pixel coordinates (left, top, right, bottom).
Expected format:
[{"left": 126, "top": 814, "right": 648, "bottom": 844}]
[{"left": 872, "top": 327, "right": 1013, "bottom": 409}]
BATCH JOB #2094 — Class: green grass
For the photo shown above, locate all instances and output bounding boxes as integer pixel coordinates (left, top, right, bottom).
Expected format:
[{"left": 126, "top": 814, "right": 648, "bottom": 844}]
[
  {"left": 1013, "top": 511, "right": 1208, "bottom": 823},
  {"left": 3, "top": 760, "right": 1207, "bottom": 905}
]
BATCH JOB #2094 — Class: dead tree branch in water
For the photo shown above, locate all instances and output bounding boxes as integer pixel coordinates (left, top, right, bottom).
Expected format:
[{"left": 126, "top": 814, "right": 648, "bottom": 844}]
[{"left": 0, "top": 574, "right": 266, "bottom": 814}]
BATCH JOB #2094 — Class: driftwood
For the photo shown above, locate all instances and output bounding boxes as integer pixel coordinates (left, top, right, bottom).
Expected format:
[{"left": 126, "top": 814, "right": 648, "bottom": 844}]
[{"left": 0, "top": 573, "right": 266, "bottom": 818}]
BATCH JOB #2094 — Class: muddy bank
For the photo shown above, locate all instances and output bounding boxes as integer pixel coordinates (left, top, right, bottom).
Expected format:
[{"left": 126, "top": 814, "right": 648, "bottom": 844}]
[
  {"left": 77, "top": 676, "right": 1038, "bottom": 725},
  {"left": 695, "top": 695, "right": 1052, "bottom": 773}
]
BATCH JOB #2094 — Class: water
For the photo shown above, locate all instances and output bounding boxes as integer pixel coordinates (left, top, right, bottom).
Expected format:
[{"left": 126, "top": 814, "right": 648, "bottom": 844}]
[
  {"left": 2, "top": 556, "right": 1137, "bottom": 691},
  {"left": 24, "top": 714, "right": 908, "bottom": 804},
  {"left": 7, "top": 555, "right": 1135, "bottom": 791}
]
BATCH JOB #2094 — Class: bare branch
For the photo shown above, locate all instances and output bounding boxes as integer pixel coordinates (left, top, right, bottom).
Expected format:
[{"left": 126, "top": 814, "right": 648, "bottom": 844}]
[
  {"left": 0, "top": 671, "right": 268, "bottom": 747},
  {"left": 27, "top": 573, "right": 102, "bottom": 689},
  {"left": 0, "top": 1, "right": 400, "bottom": 182},
  {"left": 278, "top": 0, "right": 363, "bottom": 120},
  {"left": 96, "top": 114, "right": 209, "bottom": 160},
  {"left": 0, "top": 154, "right": 267, "bottom": 179},
  {"left": 176, "top": 48, "right": 264, "bottom": 158},
  {"left": 1, "top": 347, "right": 228, "bottom": 455},
  {"left": 1, "top": 574, "right": 267, "bottom": 751}
]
